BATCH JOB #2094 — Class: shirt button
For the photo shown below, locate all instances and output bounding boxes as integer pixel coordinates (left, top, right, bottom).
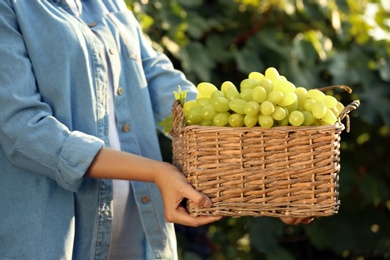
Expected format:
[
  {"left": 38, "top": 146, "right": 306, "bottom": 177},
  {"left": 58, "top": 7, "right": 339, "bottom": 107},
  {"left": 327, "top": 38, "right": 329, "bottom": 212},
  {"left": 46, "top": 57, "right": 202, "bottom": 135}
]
[
  {"left": 122, "top": 123, "right": 131, "bottom": 132},
  {"left": 88, "top": 22, "right": 97, "bottom": 28},
  {"left": 141, "top": 196, "right": 150, "bottom": 204},
  {"left": 109, "top": 48, "right": 116, "bottom": 55},
  {"left": 117, "top": 87, "right": 124, "bottom": 95}
]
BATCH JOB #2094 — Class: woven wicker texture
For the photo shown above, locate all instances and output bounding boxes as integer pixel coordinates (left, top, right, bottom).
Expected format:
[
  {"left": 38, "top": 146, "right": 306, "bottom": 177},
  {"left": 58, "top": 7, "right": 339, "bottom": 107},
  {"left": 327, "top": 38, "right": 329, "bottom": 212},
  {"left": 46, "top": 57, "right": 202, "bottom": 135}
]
[{"left": 171, "top": 100, "right": 360, "bottom": 218}]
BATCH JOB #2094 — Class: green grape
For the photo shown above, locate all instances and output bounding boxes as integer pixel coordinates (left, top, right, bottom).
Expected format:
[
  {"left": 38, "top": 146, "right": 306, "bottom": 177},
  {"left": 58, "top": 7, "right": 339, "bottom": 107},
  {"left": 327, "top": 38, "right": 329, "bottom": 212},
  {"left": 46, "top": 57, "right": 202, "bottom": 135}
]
[
  {"left": 197, "top": 82, "right": 218, "bottom": 98},
  {"left": 285, "top": 100, "right": 298, "bottom": 112},
  {"left": 244, "top": 101, "right": 260, "bottom": 116},
  {"left": 335, "top": 101, "right": 345, "bottom": 115},
  {"left": 260, "top": 100, "right": 275, "bottom": 116},
  {"left": 196, "top": 97, "right": 211, "bottom": 107},
  {"left": 240, "top": 89, "right": 254, "bottom": 101},
  {"left": 260, "top": 78, "right": 273, "bottom": 93},
  {"left": 312, "top": 100, "right": 327, "bottom": 119},
  {"left": 321, "top": 109, "right": 337, "bottom": 124},
  {"left": 302, "top": 111, "right": 316, "bottom": 126},
  {"left": 322, "top": 95, "right": 337, "bottom": 108},
  {"left": 278, "top": 117, "right": 289, "bottom": 126},
  {"left": 201, "top": 104, "right": 217, "bottom": 121},
  {"left": 196, "top": 93, "right": 207, "bottom": 99},
  {"left": 274, "top": 79, "right": 296, "bottom": 93},
  {"left": 210, "top": 90, "right": 225, "bottom": 99},
  {"left": 228, "top": 114, "right": 245, "bottom": 127},
  {"left": 303, "top": 99, "right": 316, "bottom": 112},
  {"left": 272, "top": 106, "right": 287, "bottom": 120},
  {"left": 221, "top": 81, "right": 239, "bottom": 96},
  {"left": 212, "top": 96, "right": 230, "bottom": 113},
  {"left": 200, "top": 120, "right": 213, "bottom": 126},
  {"left": 240, "top": 78, "right": 258, "bottom": 91},
  {"left": 226, "top": 88, "right": 241, "bottom": 100},
  {"left": 288, "top": 110, "right": 304, "bottom": 126},
  {"left": 248, "top": 71, "right": 265, "bottom": 83},
  {"left": 252, "top": 86, "right": 267, "bottom": 103},
  {"left": 229, "top": 99, "right": 248, "bottom": 114},
  {"left": 267, "top": 90, "right": 283, "bottom": 105},
  {"left": 258, "top": 115, "right": 274, "bottom": 128},
  {"left": 265, "top": 67, "right": 280, "bottom": 82},
  {"left": 278, "top": 92, "right": 297, "bottom": 107},
  {"left": 183, "top": 100, "right": 197, "bottom": 116},
  {"left": 186, "top": 106, "right": 202, "bottom": 125},
  {"left": 307, "top": 89, "right": 325, "bottom": 101},
  {"left": 244, "top": 115, "right": 258, "bottom": 127},
  {"left": 295, "top": 87, "right": 307, "bottom": 107},
  {"left": 213, "top": 112, "right": 230, "bottom": 126}
]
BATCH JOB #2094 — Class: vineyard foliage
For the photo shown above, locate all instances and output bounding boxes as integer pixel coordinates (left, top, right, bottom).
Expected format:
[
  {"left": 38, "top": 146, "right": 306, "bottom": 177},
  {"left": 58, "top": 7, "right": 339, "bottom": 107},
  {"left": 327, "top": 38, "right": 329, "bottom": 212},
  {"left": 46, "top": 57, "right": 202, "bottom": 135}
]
[{"left": 126, "top": 0, "right": 390, "bottom": 259}]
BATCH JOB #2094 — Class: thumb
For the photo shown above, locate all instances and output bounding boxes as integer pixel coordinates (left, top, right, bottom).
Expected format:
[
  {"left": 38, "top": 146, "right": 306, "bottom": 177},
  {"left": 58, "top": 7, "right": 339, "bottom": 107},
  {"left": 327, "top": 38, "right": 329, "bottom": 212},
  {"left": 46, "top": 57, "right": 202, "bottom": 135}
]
[{"left": 181, "top": 184, "right": 212, "bottom": 208}]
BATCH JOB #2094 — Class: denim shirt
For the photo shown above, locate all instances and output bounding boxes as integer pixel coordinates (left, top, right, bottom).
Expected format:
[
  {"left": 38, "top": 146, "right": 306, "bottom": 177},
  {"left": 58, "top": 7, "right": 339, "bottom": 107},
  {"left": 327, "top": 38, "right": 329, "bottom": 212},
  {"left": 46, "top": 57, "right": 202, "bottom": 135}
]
[{"left": 0, "top": 0, "right": 197, "bottom": 259}]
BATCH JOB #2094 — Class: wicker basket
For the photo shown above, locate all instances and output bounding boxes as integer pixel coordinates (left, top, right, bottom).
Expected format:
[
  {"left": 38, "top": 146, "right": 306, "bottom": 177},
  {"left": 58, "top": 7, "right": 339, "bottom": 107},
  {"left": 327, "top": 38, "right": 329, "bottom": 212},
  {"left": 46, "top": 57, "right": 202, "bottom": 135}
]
[{"left": 171, "top": 98, "right": 360, "bottom": 218}]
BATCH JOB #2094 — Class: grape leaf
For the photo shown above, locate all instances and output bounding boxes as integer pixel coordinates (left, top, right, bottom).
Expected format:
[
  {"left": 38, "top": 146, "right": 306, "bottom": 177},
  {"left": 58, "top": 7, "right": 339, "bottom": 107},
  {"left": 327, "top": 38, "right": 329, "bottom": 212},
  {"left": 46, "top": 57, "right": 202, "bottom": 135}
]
[{"left": 158, "top": 86, "right": 188, "bottom": 134}]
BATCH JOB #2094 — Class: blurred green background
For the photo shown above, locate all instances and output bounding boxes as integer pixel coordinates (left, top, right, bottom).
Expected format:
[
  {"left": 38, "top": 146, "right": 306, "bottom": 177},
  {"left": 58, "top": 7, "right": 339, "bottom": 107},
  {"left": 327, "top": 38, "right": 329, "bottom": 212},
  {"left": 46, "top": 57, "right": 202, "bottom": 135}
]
[{"left": 126, "top": 0, "right": 390, "bottom": 259}]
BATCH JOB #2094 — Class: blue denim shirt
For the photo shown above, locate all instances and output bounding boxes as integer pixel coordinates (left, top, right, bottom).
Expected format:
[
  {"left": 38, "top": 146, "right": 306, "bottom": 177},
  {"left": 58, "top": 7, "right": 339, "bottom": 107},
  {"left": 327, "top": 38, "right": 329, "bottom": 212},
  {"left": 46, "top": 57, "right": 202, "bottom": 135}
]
[{"left": 0, "top": 0, "right": 196, "bottom": 259}]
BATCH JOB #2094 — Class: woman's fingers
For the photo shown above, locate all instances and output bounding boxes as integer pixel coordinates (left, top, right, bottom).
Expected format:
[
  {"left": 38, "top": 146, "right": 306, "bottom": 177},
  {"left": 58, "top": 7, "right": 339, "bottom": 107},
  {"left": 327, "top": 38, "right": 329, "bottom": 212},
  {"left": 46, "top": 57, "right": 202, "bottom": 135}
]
[{"left": 280, "top": 217, "right": 315, "bottom": 225}]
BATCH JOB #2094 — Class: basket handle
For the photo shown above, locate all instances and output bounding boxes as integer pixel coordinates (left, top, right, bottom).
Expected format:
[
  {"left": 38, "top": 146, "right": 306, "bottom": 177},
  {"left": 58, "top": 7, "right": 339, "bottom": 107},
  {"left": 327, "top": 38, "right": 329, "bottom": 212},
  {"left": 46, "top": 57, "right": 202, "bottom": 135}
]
[
  {"left": 170, "top": 100, "right": 185, "bottom": 136},
  {"left": 337, "top": 100, "right": 360, "bottom": 132}
]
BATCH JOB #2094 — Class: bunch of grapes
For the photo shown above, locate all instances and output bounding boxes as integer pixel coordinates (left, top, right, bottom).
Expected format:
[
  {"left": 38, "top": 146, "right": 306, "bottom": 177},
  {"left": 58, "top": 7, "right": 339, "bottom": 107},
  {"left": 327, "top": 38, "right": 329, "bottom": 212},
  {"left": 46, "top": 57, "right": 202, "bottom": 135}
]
[{"left": 183, "top": 67, "right": 345, "bottom": 128}]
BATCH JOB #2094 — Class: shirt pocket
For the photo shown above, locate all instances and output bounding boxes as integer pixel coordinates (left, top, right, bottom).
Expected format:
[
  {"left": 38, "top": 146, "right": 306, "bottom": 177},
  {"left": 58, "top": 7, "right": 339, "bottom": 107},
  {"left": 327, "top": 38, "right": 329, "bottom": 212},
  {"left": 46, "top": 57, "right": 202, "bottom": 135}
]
[{"left": 107, "top": 11, "right": 141, "bottom": 62}]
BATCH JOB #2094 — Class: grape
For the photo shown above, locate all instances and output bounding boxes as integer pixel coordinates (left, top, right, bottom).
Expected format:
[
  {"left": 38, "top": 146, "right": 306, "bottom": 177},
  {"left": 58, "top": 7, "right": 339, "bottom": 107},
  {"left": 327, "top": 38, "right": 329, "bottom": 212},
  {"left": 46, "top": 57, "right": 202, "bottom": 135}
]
[
  {"left": 240, "top": 89, "right": 254, "bottom": 101},
  {"left": 272, "top": 106, "right": 287, "bottom": 120},
  {"left": 260, "top": 78, "right": 273, "bottom": 93},
  {"left": 240, "top": 78, "right": 258, "bottom": 91},
  {"left": 278, "top": 92, "right": 297, "bottom": 107},
  {"left": 295, "top": 87, "right": 307, "bottom": 107},
  {"left": 197, "top": 82, "right": 218, "bottom": 98},
  {"left": 303, "top": 99, "right": 316, "bottom": 112},
  {"left": 210, "top": 90, "right": 225, "bottom": 99},
  {"left": 307, "top": 89, "right": 325, "bottom": 101},
  {"left": 186, "top": 106, "right": 202, "bottom": 125},
  {"left": 289, "top": 110, "right": 304, "bottom": 126},
  {"left": 228, "top": 114, "right": 245, "bottom": 127},
  {"left": 221, "top": 81, "right": 239, "bottom": 96},
  {"left": 278, "top": 116, "right": 289, "bottom": 126},
  {"left": 260, "top": 100, "right": 275, "bottom": 116},
  {"left": 335, "top": 101, "right": 345, "bottom": 115},
  {"left": 248, "top": 71, "right": 265, "bottom": 83},
  {"left": 265, "top": 67, "right": 280, "bottom": 82},
  {"left": 312, "top": 100, "right": 327, "bottom": 119},
  {"left": 196, "top": 97, "right": 211, "bottom": 107},
  {"left": 212, "top": 96, "right": 230, "bottom": 113},
  {"left": 258, "top": 115, "right": 274, "bottom": 128},
  {"left": 267, "top": 90, "right": 283, "bottom": 105},
  {"left": 226, "top": 88, "right": 241, "bottom": 100},
  {"left": 285, "top": 100, "right": 298, "bottom": 112},
  {"left": 321, "top": 109, "right": 337, "bottom": 124},
  {"left": 244, "top": 101, "right": 260, "bottom": 116},
  {"left": 274, "top": 79, "right": 296, "bottom": 93},
  {"left": 322, "top": 95, "right": 338, "bottom": 108},
  {"left": 302, "top": 111, "right": 316, "bottom": 126},
  {"left": 213, "top": 112, "right": 230, "bottom": 126},
  {"left": 201, "top": 104, "right": 217, "bottom": 121},
  {"left": 200, "top": 120, "right": 213, "bottom": 126},
  {"left": 244, "top": 114, "right": 258, "bottom": 127},
  {"left": 229, "top": 99, "right": 248, "bottom": 114},
  {"left": 252, "top": 86, "right": 267, "bottom": 103},
  {"left": 183, "top": 100, "right": 197, "bottom": 116}
]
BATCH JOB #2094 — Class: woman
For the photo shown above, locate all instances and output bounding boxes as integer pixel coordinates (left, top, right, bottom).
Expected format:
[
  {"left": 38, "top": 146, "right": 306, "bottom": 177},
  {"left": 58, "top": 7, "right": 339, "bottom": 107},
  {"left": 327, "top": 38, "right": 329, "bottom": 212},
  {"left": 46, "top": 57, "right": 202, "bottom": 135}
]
[{"left": 0, "top": 1, "right": 310, "bottom": 259}]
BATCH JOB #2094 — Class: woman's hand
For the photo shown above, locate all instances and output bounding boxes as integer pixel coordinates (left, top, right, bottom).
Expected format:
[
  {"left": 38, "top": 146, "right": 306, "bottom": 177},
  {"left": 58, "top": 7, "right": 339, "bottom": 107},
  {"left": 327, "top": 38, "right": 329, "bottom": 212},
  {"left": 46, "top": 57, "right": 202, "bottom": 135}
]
[{"left": 154, "top": 162, "right": 222, "bottom": 227}]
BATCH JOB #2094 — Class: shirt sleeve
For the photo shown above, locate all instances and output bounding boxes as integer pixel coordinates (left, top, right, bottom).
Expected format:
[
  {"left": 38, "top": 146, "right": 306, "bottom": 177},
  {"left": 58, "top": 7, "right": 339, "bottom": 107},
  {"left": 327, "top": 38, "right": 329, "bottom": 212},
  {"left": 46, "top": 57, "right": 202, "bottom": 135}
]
[
  {"left": 0, "top": 0, "right": 104, "bottom": 192},
  {"left": 127, "top": 12, "right": 198, "bottom": 129}
]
